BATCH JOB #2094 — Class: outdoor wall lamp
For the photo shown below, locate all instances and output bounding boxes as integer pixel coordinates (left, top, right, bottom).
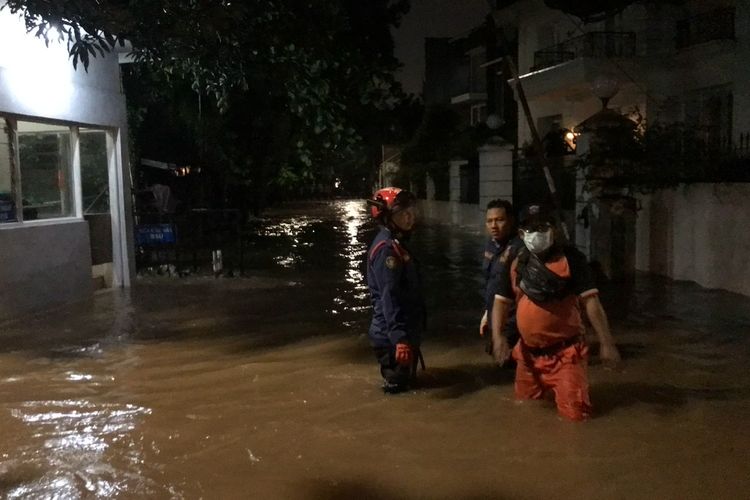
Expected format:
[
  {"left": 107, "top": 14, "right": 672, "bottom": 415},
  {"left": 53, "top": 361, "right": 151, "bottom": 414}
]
[
  {"left": 564, "top": 129, "right": 579, "bottom": 151},
  {"left": 591, "top": 74, "right": 620, "bottom": 108}
]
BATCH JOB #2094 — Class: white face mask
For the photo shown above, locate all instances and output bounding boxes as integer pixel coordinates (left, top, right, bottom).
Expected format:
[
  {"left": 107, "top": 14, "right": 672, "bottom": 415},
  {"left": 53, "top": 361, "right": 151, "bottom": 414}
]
[{"left": 522, "top": 229, "right": 553, "bottom": 254}]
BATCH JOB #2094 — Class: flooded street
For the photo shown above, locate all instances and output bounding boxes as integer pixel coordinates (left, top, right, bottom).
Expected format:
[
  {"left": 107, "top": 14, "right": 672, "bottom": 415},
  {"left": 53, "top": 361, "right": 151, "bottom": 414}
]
[{"left": 1, "top": 200, "right": 749, "bottom": 499}]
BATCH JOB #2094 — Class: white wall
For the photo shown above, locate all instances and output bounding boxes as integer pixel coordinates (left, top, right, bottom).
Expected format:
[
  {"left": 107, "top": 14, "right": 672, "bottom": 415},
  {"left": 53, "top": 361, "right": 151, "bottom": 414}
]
[
  {"left": 478, "top": 143, "right": 513, "bottom": 209},
  {"left": 0, "top": 11, "right": 125, "bottom": 126},
  {"left": 0, "top": 221, "right": 93, "bottom": 320},
  {"left": 636, "top": 183, "right": 750, "bottom": 296},
  {"left": 0, "top": 9, "right": 134, "bottom": 318}
]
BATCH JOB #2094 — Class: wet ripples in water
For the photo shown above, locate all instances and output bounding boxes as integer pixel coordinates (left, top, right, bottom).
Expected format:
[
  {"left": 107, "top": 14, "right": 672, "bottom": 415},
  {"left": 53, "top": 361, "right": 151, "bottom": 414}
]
[{"left": 0, "top": 200, "right": 749, "bottom": 498}]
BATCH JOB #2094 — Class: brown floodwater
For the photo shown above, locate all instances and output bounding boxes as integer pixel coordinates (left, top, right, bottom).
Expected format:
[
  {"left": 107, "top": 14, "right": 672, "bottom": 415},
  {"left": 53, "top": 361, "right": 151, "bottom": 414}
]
[{"left": 0, "top": 200, "right": 748, "bottom": 499}]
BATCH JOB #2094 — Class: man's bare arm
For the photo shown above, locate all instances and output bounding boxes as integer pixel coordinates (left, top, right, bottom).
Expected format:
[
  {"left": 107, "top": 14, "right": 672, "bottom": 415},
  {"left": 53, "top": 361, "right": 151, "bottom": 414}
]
[{"left": 583, "top": 295, "right": 621, "bottom": 365}]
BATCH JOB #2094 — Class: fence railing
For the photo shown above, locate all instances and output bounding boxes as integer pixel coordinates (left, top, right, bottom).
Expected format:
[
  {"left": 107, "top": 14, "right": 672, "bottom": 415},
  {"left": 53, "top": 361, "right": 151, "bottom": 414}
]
[
  {"left": 134, "top": 208, "right": 245, "bottom": 275},
  {"left": 676, "top": 8, "right": 735, "bottom": 49},
  {"left": 532, "top": 31, "right": 636, "bottom": 72}
]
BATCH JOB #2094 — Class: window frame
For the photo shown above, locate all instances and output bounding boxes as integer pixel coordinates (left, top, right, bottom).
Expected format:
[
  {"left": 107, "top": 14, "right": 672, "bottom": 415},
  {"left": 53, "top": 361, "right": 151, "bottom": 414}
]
[{"left": 0, "top": 116, "right": 96, "bottom": 228}]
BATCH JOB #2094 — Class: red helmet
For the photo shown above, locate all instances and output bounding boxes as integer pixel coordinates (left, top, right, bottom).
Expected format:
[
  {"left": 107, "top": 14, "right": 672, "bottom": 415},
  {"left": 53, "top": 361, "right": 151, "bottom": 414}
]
[{"left": 368, "top": 187, "right": 416, "bottom": 219}]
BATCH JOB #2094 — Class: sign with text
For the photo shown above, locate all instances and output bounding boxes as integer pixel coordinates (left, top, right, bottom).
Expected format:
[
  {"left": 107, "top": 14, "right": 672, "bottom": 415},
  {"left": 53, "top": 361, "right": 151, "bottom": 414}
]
[
  {"left": 135, "top": 223, "right": 176, "bottom": 246},
  {"left": 0, "top": 199, "right": 16, "bottom": 222}
]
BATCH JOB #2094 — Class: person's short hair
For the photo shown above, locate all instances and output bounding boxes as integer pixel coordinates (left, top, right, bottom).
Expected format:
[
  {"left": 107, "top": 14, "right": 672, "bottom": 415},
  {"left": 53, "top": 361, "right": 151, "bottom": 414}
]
[{"left": 486, "top": 199, "right": 514, "bottom": 217}]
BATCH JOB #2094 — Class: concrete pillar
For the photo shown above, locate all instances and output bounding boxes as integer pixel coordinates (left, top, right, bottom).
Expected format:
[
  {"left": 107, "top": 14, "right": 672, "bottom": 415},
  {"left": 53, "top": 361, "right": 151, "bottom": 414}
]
[
  {"left": 478, "top": 141, "right": 514, "bottom": 210},
  {"left": 448, "top": 160, "right": 464, "bottom": 202}
]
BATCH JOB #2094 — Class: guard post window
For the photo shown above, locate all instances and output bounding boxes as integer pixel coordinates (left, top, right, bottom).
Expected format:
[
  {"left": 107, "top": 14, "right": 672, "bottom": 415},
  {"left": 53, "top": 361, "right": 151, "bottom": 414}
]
[
  {"left": 17, "top": 120, "right": 74, "bottom": 220},
  {"left": 0, "top": 118, "right": 17, "bottom": 222}
]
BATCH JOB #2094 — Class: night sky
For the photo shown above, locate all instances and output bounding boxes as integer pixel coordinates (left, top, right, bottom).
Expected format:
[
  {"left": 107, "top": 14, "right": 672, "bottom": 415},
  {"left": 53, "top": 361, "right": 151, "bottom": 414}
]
[{"left": 393, "top": 0, "right": 490, "bottom": 96}]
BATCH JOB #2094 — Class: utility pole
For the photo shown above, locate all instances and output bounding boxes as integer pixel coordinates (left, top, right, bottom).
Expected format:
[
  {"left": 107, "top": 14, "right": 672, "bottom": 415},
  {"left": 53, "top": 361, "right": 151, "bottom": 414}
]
[{"left": 485, "top": 10, "right": 570, "bottom": 240}]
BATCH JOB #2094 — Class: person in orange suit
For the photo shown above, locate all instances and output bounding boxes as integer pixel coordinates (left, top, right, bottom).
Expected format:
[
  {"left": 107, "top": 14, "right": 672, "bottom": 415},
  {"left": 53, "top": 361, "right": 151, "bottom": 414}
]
[{"left": 490, "top": 204, "right": 620, "bottom": 420}]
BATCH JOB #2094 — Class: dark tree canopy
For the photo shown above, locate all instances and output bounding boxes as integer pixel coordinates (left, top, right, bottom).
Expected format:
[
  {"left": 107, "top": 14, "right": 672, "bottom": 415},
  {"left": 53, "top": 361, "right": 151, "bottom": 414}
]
[{"left": 2, "top": 0, "right": 413, "bottom": 204}]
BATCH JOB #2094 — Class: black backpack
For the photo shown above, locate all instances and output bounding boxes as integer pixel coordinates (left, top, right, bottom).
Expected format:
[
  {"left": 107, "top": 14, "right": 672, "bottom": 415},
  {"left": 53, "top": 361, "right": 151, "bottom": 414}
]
[{"left": 516, "top": 247, "right": 573, "bottom": 303}]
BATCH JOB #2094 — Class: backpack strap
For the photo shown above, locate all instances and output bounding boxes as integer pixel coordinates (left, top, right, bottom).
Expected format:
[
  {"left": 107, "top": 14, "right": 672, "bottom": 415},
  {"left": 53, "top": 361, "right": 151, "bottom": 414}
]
[{"left": 369, "top": 240, "right": 390, "bottom": 262}]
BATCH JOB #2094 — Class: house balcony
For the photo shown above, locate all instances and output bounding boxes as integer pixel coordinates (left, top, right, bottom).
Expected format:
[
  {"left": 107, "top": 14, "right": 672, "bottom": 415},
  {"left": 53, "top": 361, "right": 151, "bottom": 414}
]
[
  {"left": 517, "top": 31, "right": 638, "bottom": 101},
  {"left": 531, "top": 32, "right": 636, "bottom": 72},
  {"left": 450, "top": 75, "right": 488, "bottom": 105}
]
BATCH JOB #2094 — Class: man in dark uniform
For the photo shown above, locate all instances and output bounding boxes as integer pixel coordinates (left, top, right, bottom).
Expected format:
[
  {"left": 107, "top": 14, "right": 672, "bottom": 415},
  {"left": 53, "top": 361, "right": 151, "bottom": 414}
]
[
  {"left": 479, "top": 199, "right": 523, "bottom": 356},
  {"left": 366, "top": 187, "right": 424, "bottom": 394},
  {"left": 490, "top": 204, "right": 621, "bottom": 420}
]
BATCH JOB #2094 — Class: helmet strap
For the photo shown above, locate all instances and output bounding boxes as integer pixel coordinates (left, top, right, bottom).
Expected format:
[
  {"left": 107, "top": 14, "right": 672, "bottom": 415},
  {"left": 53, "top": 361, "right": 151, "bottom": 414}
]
[{"left": 367, "top": 198, "right": 386, "bottom": 211}]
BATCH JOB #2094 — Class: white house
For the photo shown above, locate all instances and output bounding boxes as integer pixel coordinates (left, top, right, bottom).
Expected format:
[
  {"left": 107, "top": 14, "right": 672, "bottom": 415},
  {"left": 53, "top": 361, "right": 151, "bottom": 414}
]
[
  {"left": 0, "top": 8, "right": 134, "bottom": 320},
  {"left": 495, "top": 0, "right": 750, "bottom": 295},
  {"left": 505, "top": 0, "right": 743, "bottom": 146}
]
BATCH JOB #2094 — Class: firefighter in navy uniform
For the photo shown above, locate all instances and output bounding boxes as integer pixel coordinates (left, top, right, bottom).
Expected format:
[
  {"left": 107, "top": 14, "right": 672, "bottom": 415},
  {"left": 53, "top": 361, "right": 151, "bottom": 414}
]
[
  {"left": 366, "top": 187, "right": 424, "bottom": 394},
  {"left": 479, "top": 199, "right": 523, "bottom": 356}
]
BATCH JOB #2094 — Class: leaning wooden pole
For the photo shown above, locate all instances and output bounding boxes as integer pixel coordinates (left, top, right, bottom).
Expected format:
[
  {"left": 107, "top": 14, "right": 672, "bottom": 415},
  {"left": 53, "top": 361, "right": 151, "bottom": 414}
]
[
  {"left": 486, "top": 9, "right": 571, "bottom": 240},
  {"left": 503, "top": 55, "right": 570, "bottom": 240}
]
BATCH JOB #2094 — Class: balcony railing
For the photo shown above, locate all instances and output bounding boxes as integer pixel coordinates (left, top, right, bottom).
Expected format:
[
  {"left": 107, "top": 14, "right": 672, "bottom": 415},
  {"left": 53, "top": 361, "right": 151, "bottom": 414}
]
[
  {"left": 531, "top": 31, "right": 636, "bottom": 72},
  {"left": 676, "top": 8, "right": 735, "bottom": 49}
]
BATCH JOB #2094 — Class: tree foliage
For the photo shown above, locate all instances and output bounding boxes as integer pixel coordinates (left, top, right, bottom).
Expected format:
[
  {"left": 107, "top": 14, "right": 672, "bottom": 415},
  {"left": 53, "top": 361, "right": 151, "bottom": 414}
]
[
  {"left": 2, "top": 0, "right": 412, "bottom": 204},
  {"left": 399, "top": 104, "right": 498, "bottom": 199}
]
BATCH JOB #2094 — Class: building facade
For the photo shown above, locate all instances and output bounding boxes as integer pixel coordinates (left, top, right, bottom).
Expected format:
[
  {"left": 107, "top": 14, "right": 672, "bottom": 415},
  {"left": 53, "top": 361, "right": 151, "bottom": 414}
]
[
  {"left": 504, "top": 0, "right": 744, "bottom": 150},
  {"left": 0, "top": 9, "right": 135, "bottom": 320},
  {"left": 494, "top": 0, "right": 750, "bottom": 292}
]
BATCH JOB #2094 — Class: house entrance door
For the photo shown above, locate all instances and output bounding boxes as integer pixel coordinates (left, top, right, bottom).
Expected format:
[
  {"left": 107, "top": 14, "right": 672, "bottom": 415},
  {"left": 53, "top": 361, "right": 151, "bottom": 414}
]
[{"left": 80, "top": 128, "right": 113, "bottom": 289}]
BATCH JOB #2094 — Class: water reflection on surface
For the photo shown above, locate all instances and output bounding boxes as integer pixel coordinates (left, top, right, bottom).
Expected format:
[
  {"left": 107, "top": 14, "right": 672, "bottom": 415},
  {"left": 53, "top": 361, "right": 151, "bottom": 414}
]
[
  {"left": 0, "top": 200, "right": 748, "bottom": 499},
  {"left": 7, "top": 400, "right": 151, "bottom": 498}
]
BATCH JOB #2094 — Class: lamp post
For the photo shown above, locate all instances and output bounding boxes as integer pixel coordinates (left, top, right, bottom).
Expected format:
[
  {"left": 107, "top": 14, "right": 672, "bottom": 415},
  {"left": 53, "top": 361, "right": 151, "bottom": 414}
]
[{"left": 575, "top": 74, "right": 638, "bottom": 284}]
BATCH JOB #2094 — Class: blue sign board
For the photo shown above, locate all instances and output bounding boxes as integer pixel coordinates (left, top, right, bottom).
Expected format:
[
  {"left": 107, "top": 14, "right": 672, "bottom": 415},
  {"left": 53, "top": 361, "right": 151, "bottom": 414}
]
[
  {"left": 135, "top": 224, "right": 176, "bottom": 246},
  {"left": 0, "top": 199, "right": 16, "bottom": 222}
]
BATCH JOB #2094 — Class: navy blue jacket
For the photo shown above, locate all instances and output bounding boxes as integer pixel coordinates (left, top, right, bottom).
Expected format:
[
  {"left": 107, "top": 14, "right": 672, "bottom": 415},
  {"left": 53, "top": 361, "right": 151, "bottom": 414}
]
[
  {"left": 367, "top": 227, "right": 424, "bottom": 347},
  {"left": 483, "top": 236, "right": 523, "bottom": 336}
]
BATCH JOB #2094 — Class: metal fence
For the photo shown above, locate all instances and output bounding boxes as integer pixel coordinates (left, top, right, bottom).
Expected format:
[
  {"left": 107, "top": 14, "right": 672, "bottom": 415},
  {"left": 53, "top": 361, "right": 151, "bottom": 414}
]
[
  {"left": 134, "top": 208, "right": 246, "bottom": 275},
  {"left": 676, "top": 8, "right": 735, "bottom": 49}
]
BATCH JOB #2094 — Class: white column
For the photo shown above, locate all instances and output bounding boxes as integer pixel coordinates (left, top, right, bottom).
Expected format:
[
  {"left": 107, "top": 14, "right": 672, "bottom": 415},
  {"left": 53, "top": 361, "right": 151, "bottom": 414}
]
[{"left": 478, "top": 142, "right": 514, "bottom": 210}]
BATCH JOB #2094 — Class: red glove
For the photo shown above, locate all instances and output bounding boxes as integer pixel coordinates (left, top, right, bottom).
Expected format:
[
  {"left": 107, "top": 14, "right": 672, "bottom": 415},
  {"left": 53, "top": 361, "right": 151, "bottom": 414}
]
[{"left": 395, "top": 342, "right": 413, "bottom": 366}]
